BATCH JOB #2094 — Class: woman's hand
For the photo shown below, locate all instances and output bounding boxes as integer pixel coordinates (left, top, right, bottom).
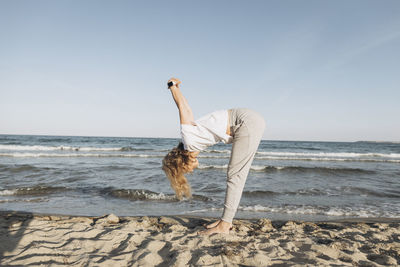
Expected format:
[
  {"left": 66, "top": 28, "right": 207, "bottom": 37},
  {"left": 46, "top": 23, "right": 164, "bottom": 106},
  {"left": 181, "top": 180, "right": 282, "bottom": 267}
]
[{"left": 167, "top": 77, "right": 181, "bottom": 89}]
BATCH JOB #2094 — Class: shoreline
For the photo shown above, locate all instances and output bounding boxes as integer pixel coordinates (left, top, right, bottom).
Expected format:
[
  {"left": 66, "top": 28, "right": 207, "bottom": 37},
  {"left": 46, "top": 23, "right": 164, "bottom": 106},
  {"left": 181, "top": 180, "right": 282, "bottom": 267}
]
[
  {"left": 1, "top": 211, "right": 399, "bottom": 266},
  {"left": 1, "top": 210, "right": 400, "bottom": 224}
]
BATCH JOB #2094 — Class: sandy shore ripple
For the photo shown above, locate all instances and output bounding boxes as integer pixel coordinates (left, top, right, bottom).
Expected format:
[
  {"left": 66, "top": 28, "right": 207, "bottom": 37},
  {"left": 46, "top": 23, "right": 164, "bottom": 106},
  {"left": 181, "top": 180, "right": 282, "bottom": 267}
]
[{"left": 1, "top": 211, "right": 399, "bottom": 266}]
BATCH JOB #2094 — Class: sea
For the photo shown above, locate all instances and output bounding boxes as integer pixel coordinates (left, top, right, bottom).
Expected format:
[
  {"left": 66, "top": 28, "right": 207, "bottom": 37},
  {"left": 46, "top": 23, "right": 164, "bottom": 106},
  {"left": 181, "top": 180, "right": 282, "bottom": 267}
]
[{"left": 0, "top": 134, "right": 399, "bottom": 221}]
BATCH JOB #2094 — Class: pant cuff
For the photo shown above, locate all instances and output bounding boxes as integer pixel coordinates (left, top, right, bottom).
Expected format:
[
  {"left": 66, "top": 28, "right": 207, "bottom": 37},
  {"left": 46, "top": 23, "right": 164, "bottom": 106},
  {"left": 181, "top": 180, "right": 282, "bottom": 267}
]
[{"left": 221, "top": 208, "right": 236, "bottom": 223}]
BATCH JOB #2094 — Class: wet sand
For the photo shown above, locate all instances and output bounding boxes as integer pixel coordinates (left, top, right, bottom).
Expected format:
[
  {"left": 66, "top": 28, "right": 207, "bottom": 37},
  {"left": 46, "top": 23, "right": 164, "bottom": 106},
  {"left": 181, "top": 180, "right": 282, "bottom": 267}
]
[{"left": 1, "top": 211, "right": 399, "bottom": 266}]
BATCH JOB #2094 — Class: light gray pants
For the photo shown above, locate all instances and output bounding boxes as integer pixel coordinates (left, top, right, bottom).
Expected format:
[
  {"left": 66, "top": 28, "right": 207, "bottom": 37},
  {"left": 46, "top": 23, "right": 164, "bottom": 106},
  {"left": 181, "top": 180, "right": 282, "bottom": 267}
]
[{"left": 221, "top": 108, "right": 266, "bottom": 223}]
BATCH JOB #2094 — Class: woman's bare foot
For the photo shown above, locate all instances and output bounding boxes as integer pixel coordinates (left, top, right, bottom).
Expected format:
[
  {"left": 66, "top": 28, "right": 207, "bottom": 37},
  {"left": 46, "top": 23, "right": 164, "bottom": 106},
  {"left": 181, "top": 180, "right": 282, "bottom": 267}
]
[
  {"left": 198, "top": 220, "right": 232, "bottom": 235},
  {"left": 204, "top": 219, "right": 221, "bottom": 229}
]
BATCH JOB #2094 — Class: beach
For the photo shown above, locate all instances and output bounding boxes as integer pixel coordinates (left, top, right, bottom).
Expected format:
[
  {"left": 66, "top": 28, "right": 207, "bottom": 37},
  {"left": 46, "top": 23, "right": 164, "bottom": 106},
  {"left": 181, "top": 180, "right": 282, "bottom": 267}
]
[{"left": 1, "top": 211, "right": 399, "bottom": 266}]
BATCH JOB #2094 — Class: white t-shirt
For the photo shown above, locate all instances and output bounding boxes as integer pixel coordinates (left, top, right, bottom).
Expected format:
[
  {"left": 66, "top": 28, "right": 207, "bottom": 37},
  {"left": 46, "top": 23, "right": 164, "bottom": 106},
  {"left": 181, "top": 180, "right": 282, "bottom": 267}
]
[{"left": 180, "top": 110, "right": 233, "bottom": 152}]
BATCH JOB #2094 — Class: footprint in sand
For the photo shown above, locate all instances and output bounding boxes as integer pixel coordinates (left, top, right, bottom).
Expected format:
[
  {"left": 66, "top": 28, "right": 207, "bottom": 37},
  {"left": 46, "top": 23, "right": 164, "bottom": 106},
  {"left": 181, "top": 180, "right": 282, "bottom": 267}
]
[{"left": 136, "top": 240, "right": 166, "bottom": 266}]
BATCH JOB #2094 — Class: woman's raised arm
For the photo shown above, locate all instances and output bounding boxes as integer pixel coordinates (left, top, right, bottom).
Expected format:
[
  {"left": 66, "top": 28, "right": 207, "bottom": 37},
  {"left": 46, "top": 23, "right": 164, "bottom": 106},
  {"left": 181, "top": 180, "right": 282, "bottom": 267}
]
[{"left": 167, "top": 78, "right": 195, "bottom": 125}]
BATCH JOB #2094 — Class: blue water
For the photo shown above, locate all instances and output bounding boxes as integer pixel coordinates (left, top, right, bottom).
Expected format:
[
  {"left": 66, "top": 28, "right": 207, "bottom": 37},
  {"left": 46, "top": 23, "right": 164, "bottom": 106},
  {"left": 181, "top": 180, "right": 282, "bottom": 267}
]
[{"left": 0, "top": 134, "right": 399, "bottom": 221}]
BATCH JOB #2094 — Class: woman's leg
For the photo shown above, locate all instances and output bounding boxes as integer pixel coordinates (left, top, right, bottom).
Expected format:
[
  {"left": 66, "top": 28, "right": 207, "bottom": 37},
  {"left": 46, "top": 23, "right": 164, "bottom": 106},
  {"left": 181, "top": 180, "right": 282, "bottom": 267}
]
[
  {"left": 221, "top": 109, "right": 265, "bottom": 223},
  {"left": 199, "top": 109, "right": 265, "bottom": 234}
]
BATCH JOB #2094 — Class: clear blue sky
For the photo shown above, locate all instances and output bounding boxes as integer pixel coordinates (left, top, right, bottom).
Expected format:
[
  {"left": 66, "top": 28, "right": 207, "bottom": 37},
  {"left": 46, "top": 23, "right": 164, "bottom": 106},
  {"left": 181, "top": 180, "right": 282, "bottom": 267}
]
[{"left": 1, "top": 0, "right": 399, "bottom": 141}]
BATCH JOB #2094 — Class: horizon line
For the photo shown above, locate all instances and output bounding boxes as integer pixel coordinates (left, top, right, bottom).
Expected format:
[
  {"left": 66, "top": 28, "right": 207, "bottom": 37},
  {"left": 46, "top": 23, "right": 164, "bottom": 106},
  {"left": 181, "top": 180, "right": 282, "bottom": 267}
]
[{"left": 0, "top": 133, "right": 398, "bottom": 144}]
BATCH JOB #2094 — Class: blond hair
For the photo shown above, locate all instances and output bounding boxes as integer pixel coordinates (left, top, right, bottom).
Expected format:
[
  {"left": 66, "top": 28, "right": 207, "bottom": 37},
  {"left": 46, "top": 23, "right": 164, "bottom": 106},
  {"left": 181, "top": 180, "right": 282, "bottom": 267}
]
[{"left": 162, "top": 142, "right": 192, "bottom": 200}]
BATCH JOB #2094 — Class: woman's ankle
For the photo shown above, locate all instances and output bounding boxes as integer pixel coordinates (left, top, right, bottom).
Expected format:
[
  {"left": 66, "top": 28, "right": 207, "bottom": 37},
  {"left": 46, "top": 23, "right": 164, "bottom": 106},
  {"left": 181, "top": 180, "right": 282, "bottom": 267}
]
[{"left": 218, "top": 220, "right": 232, "bottom": 230}]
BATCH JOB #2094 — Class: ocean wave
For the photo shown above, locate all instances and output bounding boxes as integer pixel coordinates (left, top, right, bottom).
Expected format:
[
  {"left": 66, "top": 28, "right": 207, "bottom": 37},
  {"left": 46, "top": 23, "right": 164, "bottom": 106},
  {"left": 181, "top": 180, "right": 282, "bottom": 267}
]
[
  {"left": 0, "top": 186, "right": 69, "bottom": 196},
  {"left": 237, "top": 204, "right": 399, "bottom": 218},
  {"left": 119, "top": 146, "right": 158, "bottom": 152},
  {"left": 0, "top": 186, "right": 210, "bottom": 203},
  {"left": 198, "top": 164, "right": 377, "bottom": 174},
  {"left": 339, "top": 186, "right": 400, "bottom": 199},
  {"left": 0, "top": 152, "right": 163, "bottom": 158},
  {"left": 109, "top": 189, "right": 177, "bottom": 201},
  {"left": 187, "top": 152, "right": 400, "bottom": 162},
  {"left": 255, "top": 156, "right": 400, "bottom": 163},
  {"left": 197, "top": 164, "right": 228, "bottom": 170},
  {"left": 184, "top": 204, "right": 400, "bottom": 218},
  {"left": 0, "top": 189, "right": 18, "bottom": 196},
  {"left": 0, "top": 198, "right": 48, "bottom": 203},
  {"left": 243, "top": 189, "right": 330, "bottom": 198},
  {"left": 256, "top": 151, "right": 400, "bottom": 159},
  {"left": 107, "top": 188, "right": 210, "bottom": 202},
  {"left": 243, "top": 190, "right": 279, "bottom": 197},
  {"left": 203, "top": 149, "right": 231, "bottom": 154},
  {"left": 198, "top": 155, "right": 230, "bottom": 159},
  {"left": 1, "top": 144, "right": 399, "bottom": 163},
  {"left": 4, "top": 152, "right": 398, "bottom": 162},
  {"left": 0, "top": 164, "right": 51, "bottom": 173},
  {"left": 197, "top": 164, "right": 281, "bottom": 171},
  {"left": 356, "top": 141, "right": 400, "bottom": 144},
  {"left": 37, "top": 137, "right": 73, "bottom": 143},
  {"left": 242, "top": 186, "right": 394, "bottom": 198},
  {"left": 261, "top": 165, "right": 376, "bottom": 175},
  {"left": 0, "top": 144, "right": 159, "bottom": 152}
]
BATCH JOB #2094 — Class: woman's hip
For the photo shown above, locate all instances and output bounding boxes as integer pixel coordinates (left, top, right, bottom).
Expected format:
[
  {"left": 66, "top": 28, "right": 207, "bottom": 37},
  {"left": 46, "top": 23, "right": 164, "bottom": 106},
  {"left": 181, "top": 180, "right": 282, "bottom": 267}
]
[{"left": 229, "top": 108, "right": 265, "bottom": 136}]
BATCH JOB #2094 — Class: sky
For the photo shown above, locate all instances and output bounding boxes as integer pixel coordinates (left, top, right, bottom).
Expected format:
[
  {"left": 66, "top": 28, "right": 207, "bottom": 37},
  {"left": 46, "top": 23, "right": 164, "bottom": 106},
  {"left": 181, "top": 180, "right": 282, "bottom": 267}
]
[{"left": 0, "top": 0, "right": 399, "bottom": 142}]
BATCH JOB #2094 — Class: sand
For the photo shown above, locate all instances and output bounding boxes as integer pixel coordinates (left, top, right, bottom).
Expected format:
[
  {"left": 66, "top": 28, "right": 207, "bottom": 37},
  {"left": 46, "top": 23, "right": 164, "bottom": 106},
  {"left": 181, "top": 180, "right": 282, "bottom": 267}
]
[{"left": 1, "top": 211, "right": 399, "bottom": 266}]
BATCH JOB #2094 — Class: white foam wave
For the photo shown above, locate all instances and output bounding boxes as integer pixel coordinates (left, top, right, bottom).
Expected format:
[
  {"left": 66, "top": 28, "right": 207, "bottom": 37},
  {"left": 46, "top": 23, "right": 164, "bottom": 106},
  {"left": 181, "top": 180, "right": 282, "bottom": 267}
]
[
  {"left": 0, "top": 189, "right": 17, "bottom": 196},
  {"left": 0, "top": 153, "right": 162, "bottom": 158},
  {"left": 197, "top": 164, "right": 285, "bottom": 171},
  {"left": 184, "top": 204, "right": 399, "bottom": 218},
  {"left": 203, "top": 149, "right": 231, "bottom": 154},
  {"left": 0, "top": 144, "right": 124, "bottom": 152},
  {"left": 0, "top": 198, "right": 48, "bottom": 203},
  {"left": 145, "top": 192, "right": 178, "bottom": 201},
  {"left": 238, "top": 204, "right": 399, "bottom": 218},
  {"left": 256, "top": 151, "right": 400, "bottom": 159},
  {"left": 2, "top": 152, "right": 399, "bottom": 163},
  {"left": 184, "top": 207, "right": 223, "bottom": 214},
  {"left": 129, "top": 191, "right": 175, "bottom": 201},
  {"left": 250, "top": 165, "right": 285, "bottom": 171},
  {"left": 197, "top": 164, "right": 228, "bottom": 170},
  {"left": 197, "top": 155, "right": 230, "bottom": 159},
  {"left": 199, "top": 152, "right": 400, "bottom": 162},
  {"left": 255, "top": 156, "right": 400, "bottom": 163},
  {"left": 78, "top": 147, "right": 122, "bottom": 151}
]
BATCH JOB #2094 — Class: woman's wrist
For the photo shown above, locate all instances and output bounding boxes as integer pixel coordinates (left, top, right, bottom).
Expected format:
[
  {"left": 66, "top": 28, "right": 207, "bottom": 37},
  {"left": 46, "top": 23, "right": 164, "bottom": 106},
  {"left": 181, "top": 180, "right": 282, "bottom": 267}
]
[
  {"left": 167, "top": 78, "right": 181, "bottom": 90},
  {"left": 168, "top": 84, "right": 178, "bottom": 90},
  {"left": 167, "top": 81, "right": 176, "bottom": 89}
]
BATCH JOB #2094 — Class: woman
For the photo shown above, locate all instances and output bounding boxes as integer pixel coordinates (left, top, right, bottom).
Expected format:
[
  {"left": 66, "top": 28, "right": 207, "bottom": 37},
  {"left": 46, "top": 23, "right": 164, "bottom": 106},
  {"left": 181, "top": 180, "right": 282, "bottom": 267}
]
[{"left": 162, "top": 78, "right": 265, "bottom": 235}]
